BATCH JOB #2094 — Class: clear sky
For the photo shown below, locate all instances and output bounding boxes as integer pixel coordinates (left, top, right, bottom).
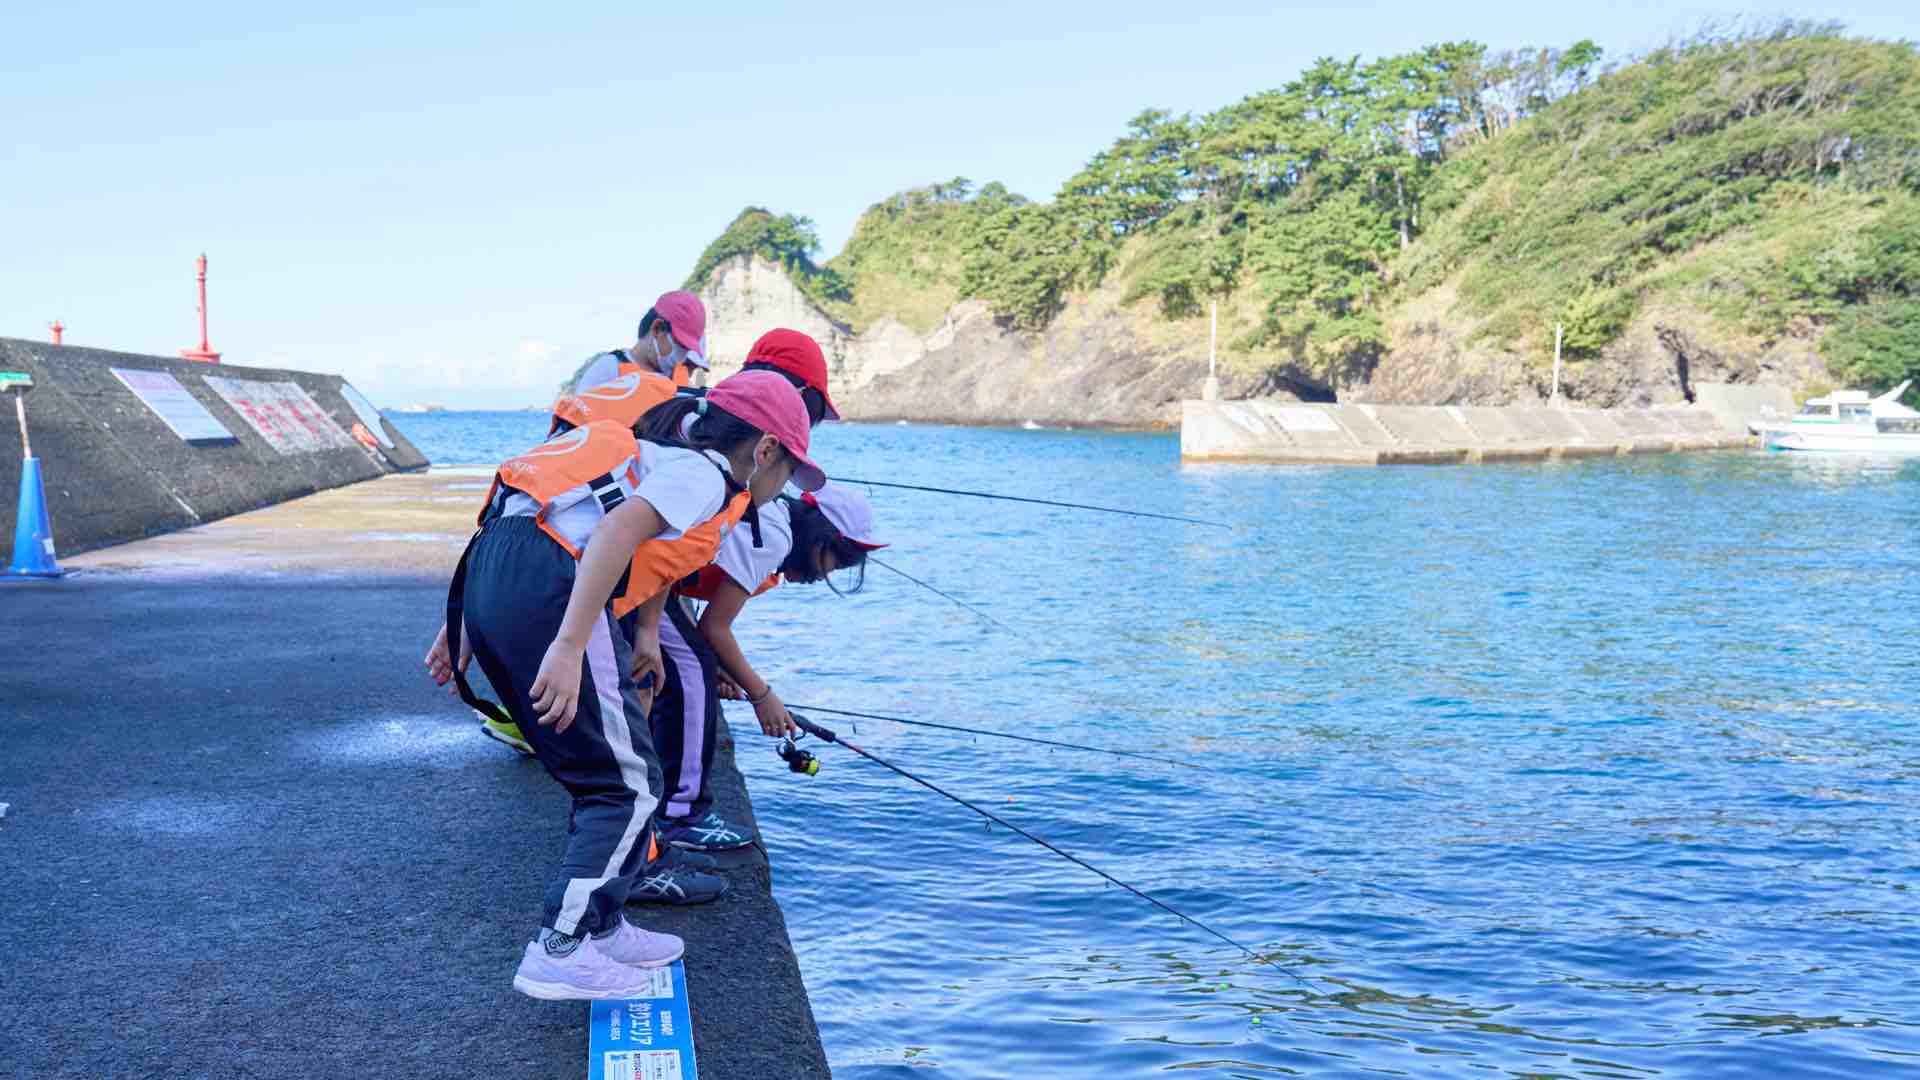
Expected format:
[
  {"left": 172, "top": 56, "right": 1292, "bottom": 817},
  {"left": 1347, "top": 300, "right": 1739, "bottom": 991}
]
[{"left": 3, "top": 2, "right": 1914, "bottom": 407}]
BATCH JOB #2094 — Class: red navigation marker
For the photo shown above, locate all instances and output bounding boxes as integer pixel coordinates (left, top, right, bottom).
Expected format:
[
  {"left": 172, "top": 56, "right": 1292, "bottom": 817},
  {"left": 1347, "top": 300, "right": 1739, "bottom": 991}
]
[
  {"left": 179, "top": 253, "right": 222, "bottom": 363},
  {"left": 48, "top": 320, "right": 63, "bottom": 345}
]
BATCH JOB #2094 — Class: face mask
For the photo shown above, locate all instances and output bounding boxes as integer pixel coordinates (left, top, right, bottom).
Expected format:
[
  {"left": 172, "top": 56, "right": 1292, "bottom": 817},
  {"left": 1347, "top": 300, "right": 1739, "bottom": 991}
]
[{"left": 651, "top": 334, "right": 683, "bottom": 376}]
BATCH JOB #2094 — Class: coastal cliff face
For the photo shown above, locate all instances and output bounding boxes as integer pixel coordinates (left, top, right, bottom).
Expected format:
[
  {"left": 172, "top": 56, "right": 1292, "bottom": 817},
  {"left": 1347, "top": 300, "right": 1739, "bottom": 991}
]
[
  {"left": 699, "top": 253, "right": 1829, "bottom": 426},
  {"left": 678, "top": 30, "right": 1919, "bottom": 425},
  {"left": 701, "top": 254, "right": 1279, "bottom": 428},
  {"left": 1348, "top": 290, "right": 1831, "bottom": 408}
]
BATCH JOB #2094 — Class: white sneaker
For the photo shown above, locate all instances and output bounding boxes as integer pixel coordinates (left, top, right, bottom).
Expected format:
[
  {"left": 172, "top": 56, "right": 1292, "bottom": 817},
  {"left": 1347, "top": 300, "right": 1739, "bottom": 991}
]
[
  {"left": 511, "top": 932, "right": 676, "bottom": 1000},
  {"left": 597, "top": 919, "right": 686, "bottom": 968}
]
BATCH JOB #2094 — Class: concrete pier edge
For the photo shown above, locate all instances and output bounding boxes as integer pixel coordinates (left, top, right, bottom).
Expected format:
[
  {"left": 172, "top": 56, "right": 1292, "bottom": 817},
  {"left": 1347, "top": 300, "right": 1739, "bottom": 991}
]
[{"left": 1179, "top": 383, "right": 1791, "bottom": 464}]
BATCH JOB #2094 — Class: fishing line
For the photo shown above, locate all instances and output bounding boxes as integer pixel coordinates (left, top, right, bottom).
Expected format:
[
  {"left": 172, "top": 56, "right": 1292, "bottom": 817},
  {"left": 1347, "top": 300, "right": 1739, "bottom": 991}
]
[
  {"left": 784, "top": 703, "right": 1203, "bottom": 768},
  {"left": 785, "top": 711, "right": 1323, "bottom": 994},
  {"left": 868, "top": 555, "right": 1022, "bottom": 636},
  {"left": 838, "top": 478, "right": 1232, "bottom": 530}
]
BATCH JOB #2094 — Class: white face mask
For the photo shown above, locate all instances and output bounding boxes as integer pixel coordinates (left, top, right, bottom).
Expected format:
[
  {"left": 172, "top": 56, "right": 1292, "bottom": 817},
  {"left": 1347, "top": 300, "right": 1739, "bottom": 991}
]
[{"left": 651, "top": 333, "right": 685, "bottom": 375}]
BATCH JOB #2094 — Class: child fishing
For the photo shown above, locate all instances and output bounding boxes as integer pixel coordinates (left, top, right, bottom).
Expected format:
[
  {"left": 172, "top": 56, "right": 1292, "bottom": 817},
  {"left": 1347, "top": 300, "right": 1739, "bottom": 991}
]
[
  {"left": 644, "top": 482, "right": 884, "bottom": 882},
  {"left": 423, "top": 369, "right": 826, "bottom": 1000},
  {"left": 625, "top": 330, "right": 851, "bottom": 877}
]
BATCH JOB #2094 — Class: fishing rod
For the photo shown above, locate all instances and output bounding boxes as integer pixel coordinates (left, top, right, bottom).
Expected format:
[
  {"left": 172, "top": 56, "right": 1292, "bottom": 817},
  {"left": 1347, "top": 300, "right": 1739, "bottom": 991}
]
[
  {"left": 780, "top": 711, "right": 1322, "bottom": 993},
  {"left": 837, "top": 478, "right": 1232, "bottom": 530},
  {"left": 784, "top": 702, "right": 1203, "bottom": 769},
  {"left": 868, "top": 555, "right": 1022, "bottom": 636}
]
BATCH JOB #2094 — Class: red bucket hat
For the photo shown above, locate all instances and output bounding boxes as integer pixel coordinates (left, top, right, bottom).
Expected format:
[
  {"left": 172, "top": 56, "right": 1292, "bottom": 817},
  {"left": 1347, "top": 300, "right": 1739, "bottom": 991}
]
[
  {"left": 744, "top": 328, "right": 838, "bottom": 420},
  {"left": 705, "top": 370, "right": 827, "bottom": 492}
]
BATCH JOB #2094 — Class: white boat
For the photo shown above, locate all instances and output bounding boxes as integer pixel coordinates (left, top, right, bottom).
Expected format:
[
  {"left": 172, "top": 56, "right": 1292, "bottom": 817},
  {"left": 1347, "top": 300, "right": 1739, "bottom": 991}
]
[{"left": 1762, "top": 381, "right": 1920, "bottom": 454}]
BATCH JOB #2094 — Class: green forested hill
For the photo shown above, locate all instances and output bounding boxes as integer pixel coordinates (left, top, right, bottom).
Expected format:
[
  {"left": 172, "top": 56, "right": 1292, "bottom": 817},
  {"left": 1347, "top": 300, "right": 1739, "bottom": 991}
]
[{"left": 686, "top": 24, "right": 1920, "bottom": 398}]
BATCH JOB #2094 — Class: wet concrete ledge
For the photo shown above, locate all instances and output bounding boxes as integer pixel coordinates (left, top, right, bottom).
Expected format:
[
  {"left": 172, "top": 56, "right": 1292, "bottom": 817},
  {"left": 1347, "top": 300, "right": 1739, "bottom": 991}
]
[
  {"left": 0, "top": 337, "right": 428, "bottom": 556},
  {"left": 0, "top": 475, "right": 827, "bottom": 1079},
  {"left": 1178, "top": 390, "right": 1788, "bottom": 465}
]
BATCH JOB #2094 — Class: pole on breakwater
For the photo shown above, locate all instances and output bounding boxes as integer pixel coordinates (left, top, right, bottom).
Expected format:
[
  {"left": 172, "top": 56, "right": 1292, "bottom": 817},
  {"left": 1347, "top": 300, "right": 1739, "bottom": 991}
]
[
  {"left": 48, "top": 320, "right": 63, "bottom": 345},
  {"left": 179, "top": 254, "right": 222, "bottom": 363},
  {"left": 1550, "top": 323, "right": 1564, "bottom": 406},
  {"left": 1202, "top": 301, "right": 1221, "bottom": 401}
]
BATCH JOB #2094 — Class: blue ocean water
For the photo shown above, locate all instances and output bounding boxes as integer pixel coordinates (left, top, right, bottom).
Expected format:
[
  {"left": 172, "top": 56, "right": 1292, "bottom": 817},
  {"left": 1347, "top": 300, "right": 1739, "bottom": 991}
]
[{"left": 400, "top": 411, "right": 1920, "bottom": 1078}]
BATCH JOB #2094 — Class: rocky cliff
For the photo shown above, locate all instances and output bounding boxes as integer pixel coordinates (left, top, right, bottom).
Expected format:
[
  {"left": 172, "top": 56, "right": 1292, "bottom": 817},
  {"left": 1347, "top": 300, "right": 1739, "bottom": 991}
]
[
  {"left": 701, "top": 253, "right": 1280, "bottom": 428},
  {"left": 699, "top": 253, "right": 1830, "bottom": 426}
]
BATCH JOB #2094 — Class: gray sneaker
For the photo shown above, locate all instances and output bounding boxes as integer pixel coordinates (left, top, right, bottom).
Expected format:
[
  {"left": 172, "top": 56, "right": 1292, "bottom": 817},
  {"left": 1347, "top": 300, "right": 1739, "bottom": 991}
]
[
  {"left": 629, "top": 859, "right": 729, "bottom": 906},
  {"left": 657, "top": 810, "right": 756, "bottom": 852}
]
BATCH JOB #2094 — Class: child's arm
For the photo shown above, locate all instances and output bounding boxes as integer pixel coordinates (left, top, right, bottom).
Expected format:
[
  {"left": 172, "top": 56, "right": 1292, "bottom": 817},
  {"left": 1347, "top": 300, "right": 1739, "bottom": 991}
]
[
  {"left": 529, "top": 498, "right": 668, "bottom": 733},
  {"left": 697, "top": 579, "right": 798, "bottom": 738}
]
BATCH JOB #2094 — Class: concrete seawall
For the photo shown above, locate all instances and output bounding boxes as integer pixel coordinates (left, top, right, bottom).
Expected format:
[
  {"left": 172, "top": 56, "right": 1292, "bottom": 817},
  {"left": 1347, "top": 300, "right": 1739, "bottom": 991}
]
[
  {"left": 0, "top": 337, "right": 428, "bottom": 555},
  {"left": 6, "top": 474, "right": 829, "bottom": 1079},
  {"left": 1179, "top": 389, "right": 1785, "bottom": 465}
]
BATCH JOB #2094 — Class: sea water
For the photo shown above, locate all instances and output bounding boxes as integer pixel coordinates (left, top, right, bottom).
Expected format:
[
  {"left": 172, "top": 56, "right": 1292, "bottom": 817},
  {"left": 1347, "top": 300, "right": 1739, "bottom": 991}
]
[{"left": 401, "top": 412, "right": 1920, "bottom": 1078}]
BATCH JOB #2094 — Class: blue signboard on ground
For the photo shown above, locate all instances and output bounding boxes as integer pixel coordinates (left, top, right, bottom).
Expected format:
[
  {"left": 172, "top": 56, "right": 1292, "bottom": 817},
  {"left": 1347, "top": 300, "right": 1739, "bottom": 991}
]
[{"left": 586, "top": 961, "right": 698, "bottom": 1080}]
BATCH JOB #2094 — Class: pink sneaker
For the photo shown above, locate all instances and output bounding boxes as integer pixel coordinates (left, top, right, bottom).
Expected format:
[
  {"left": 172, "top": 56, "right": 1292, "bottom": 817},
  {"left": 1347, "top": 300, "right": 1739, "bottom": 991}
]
[
  {"left": 598, "top": 919, "right": 685, "bottom": 968},
  {"left": 511, "top": 932, "right": 676, "bottom": 1000}
]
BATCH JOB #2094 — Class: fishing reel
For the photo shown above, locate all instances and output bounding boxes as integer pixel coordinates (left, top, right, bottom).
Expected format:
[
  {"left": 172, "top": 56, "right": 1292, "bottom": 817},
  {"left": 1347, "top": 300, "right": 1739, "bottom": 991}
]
[{"left": 777, "top": 734, "right": 819, "bottom": 777}]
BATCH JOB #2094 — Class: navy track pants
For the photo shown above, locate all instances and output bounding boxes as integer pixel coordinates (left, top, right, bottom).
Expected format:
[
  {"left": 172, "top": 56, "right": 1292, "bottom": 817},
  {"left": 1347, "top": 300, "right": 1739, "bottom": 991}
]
[{"left": 461, "top": 517, "right": 663, "bottom": 937}]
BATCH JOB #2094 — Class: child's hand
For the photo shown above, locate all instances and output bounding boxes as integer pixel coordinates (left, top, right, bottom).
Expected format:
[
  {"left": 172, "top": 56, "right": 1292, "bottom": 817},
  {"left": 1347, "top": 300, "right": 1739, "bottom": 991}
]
[
  {"left": 716, "top": 676, "right": 744, "bottom": 701},
  {"left": 752, "top": 688, "right": 799, "bottom": 738},
  {"left": 424, "top": 621, "right": 471, "bottom": 693},
  {"left": 530, "top": 638, "right": 586, "bottom": 733},
  {"left": 630, "top": 627, "right": 664, "bottom": 712}
]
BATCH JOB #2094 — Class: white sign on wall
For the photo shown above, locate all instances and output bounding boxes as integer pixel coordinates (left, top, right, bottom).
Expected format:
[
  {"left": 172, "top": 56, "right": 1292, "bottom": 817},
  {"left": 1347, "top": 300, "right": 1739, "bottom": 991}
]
[
  {"left": 203, "top": 376, "right": 356, "bottom": 455},
  {"left": 339, "top": 382, "right": 393, "bottom": 446},
  {"left": 111, "top": 368, "right": 237, "bottom": 443}
]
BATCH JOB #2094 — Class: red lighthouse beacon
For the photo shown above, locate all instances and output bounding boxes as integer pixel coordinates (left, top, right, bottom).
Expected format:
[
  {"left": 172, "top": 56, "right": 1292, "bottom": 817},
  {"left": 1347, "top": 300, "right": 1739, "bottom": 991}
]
[{"left": 179, "top": 253, "right": 223, "bottom": 363}]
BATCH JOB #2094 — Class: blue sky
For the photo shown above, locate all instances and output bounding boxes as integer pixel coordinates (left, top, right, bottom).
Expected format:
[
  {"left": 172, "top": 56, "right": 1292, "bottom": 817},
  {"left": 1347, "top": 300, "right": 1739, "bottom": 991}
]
[{"left": 2, "top": 2, "right": 1914, "bottom": 407}]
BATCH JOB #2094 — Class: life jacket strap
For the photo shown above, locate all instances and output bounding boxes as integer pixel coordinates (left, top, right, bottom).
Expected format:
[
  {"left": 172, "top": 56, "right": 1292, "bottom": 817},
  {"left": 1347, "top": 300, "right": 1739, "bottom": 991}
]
[
  {"left": 587, "top": 470, "right": 626, "bottom": 516},
  {"left": 446, "top": 528, "right": 514, "bottom": 728}
]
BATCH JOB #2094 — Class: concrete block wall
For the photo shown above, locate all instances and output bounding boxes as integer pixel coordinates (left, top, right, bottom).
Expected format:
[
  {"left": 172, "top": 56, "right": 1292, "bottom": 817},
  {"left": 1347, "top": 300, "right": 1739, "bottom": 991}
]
[
  {"left": 0, "top": 338, "right": 428, "bottom": 555},
  {"left": 1181, "top": 396, "right": 1753, "bottom": 465}
]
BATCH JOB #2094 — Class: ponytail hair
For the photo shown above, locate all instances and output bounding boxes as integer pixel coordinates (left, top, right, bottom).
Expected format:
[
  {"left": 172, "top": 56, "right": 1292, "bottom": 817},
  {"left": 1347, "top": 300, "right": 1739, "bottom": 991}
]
[
  {"left": 635, "top": 393, "right": 769, "bottom": 457},
  {"left": 779, "top": 495, "right": 870, "bottom": 590}
]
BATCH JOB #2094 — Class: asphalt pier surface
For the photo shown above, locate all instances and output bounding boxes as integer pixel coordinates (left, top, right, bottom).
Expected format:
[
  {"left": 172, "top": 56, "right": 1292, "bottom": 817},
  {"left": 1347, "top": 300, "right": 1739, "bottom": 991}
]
[{"left": 0, "top": 474, "right": 828, "bottom": 1079}]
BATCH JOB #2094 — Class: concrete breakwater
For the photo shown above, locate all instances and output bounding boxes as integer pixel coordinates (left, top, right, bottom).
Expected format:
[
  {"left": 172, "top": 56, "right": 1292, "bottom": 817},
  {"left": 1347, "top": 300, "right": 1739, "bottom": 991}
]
[
  {"left": 0, "top": 337, "right": 427, "bottom": 555},
  {"left": 1180, "top": 383, "right": 1793, "bottom": 464}
]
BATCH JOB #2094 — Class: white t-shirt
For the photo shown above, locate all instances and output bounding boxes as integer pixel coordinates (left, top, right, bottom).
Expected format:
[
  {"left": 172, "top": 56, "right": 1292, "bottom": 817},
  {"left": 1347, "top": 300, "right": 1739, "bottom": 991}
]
[
  {"left": 712, "top": 497, "right": 793, "bottom": 591},
  {"left": 502, "top": 441, "right": 732, "bottom": 553},
  {"left": 573, "top": 350, "right": 627, "bottom": 395}
]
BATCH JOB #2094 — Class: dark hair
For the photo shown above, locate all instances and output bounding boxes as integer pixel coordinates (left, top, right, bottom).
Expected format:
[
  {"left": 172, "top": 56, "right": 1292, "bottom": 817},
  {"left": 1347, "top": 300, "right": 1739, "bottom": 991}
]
[
  {"left": 634, "top": 394, "right": 770, "bottom": 458},
  {"left": 779, "top": 496, "right": 869, "bottom": 590},
  {"left": 637, "top": 308, "right": 669, "bottom": 342},
  {"left": 743, "top": 361, "right": 827, "bottom": 426}
]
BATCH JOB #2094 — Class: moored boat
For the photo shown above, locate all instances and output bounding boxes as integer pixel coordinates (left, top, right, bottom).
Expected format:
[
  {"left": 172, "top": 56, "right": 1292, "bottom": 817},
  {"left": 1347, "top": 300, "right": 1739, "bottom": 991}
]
[{"left": 1762, "top": 381, "right": 1920, "bottom": 454}]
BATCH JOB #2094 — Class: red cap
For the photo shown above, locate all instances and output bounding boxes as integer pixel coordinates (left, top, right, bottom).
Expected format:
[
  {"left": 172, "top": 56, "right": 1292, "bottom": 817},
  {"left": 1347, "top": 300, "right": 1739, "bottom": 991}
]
[
  {"left": 745, "top": 328, "right": 838, "bottom": 421},
  {"left": 652, "top": 290, "right": 708, "bottom": 367},
  {"left": 705, "top": 369, "right": 827, "bottom": 492}
]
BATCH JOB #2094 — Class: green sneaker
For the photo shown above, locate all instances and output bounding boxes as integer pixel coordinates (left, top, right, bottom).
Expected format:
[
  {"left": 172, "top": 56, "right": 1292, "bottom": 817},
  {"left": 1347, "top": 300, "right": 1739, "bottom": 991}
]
[{"left": 478, "top": 712, "right": 533, "bottom": 756}]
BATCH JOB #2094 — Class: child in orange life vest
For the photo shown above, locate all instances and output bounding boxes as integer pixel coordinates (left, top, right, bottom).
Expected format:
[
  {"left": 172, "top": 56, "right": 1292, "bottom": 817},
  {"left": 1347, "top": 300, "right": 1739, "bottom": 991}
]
[
  {"left": 649, "top": 483, "right": 884, "bottom": 855},
  {"left": 422, "top": 370, "right": 826, "bottom": 1001},
  {"left": 569, "top": 289, "right": 711, "bottom": 398},
  {"left": 626, "top": 328, "right": 843, "bottom": 856}
]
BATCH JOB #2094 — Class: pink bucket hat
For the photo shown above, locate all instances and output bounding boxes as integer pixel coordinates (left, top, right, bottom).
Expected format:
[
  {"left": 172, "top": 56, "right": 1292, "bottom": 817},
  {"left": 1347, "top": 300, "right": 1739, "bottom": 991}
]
[
  {"left": 705, "top": 370, "right": 827, "bottom": 492},
  {"left": 651, "top": 290, "right": 709, "bottom": 369},
  {"left": 802, "top": 482, "right": 885, "bottom": 549}
]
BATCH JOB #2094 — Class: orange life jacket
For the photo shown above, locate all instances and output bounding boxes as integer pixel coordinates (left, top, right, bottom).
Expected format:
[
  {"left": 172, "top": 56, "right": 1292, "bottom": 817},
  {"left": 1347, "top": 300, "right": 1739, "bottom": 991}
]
[
  {"left": 483, "top": 421, "right": 751, "bottom": 617},
  {"left": 675, "top": 563, "right": 782, "bottom": 602},
  {"left": 551, "top": 366, "right": 679, "bottom": 432},
  {"left": 672, "top": 362, "right": 697, "bottom": 389},
  {"left": 608, "top": 489, "right": 753, "bottom": 618}
]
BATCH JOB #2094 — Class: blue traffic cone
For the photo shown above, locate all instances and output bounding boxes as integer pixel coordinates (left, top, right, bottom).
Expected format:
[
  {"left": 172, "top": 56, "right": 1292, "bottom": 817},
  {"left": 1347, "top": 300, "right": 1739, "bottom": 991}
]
[{"left": 5, "top": 456, "right": 68, "bottom": 579}]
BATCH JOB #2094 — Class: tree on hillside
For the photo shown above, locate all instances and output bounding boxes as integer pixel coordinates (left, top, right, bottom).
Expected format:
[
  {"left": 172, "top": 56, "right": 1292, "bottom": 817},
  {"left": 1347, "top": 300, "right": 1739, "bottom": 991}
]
[{"left": 683, "top": 207, "right": 850, "bottom": 306}]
